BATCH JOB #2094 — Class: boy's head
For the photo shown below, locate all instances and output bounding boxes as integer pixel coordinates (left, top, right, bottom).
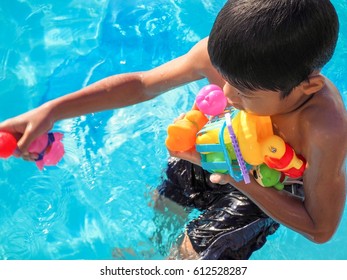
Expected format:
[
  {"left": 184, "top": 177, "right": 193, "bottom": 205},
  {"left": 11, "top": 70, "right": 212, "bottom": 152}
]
[{"left": 208, "top": 0, "right": 339, "bottom": 98}]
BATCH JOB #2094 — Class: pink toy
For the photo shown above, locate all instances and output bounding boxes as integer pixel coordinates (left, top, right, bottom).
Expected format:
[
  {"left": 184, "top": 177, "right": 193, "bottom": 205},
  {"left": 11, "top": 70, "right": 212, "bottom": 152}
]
[
  {"left": 0, "top": 131, "right": 65, "bottom": 170},
  {"left": 28, "top": 132, "right": 65, "bottom": 170},
  {"left": 196, "top": 84, "right": 227, "bottom": 116}
]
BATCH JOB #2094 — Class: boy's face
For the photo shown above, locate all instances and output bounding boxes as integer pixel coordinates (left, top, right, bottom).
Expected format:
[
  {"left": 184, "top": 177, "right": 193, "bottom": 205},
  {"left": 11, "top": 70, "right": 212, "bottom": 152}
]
[{"left": 223, "top": 82, "right": 297, "bottom": 116}]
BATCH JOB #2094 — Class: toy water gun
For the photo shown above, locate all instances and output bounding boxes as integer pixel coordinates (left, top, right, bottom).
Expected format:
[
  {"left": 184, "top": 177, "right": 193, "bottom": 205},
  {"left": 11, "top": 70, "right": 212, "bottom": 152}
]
[
  {"left": 166, "top": 84, "right": 251, "bottom": 183},
  {"left": 260, "top": 135, "right": 306, "bottom": 178},
  {"left": 197, "top": 110, "right": 306, "bottom": 179},
  {"left": 252, "top": 164, "right": 285, "bottom": 190},
  {"left": 195, "top": 108, "right": 251, "bottom": 183},
  {"left": 233, "top": 111, "right": 306, "bottom": 178},
  {"left": 0, "top": 131, "right": 65, "bottom": 170},
  {"left": 166, "top": 84, "right": 307, "bottom": 187}
]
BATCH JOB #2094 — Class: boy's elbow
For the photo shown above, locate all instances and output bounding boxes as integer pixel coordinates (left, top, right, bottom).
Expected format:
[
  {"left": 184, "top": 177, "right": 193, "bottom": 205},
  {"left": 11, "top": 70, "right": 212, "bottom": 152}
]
[
  {"left": 310, "top": 229, "right": 335, "bottom": 244},
  {"left": 312, "top": 234, "right": 332, "bottom": 244}
]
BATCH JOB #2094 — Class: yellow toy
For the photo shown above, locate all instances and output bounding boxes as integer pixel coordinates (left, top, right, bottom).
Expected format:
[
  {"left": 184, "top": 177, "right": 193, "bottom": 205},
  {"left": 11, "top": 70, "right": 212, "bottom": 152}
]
[
  {"left": 196, "top": 109, "right": 306, "bottom": 179},
  {"left": 165, "top": 84, "right": 306, "bottom": 186}
]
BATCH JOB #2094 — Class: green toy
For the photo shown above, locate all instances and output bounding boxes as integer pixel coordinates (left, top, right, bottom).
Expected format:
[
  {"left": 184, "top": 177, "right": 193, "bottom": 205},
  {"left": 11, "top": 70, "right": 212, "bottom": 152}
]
[
  {"left": 204, "top": 143, "right": 236, "bottom": 174},
  {"left": 252, "top": 164, "right": 285, "bottom": 190}
]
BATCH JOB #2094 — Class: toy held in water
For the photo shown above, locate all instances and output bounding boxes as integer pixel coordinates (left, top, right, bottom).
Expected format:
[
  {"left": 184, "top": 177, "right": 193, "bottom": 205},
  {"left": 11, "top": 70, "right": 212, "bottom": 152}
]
[
  {"left": 165, "top": 84, "right": 306, "bottom": 187},
  {"left": 0, "top": 131, "right": 17, "bottom": 158},
  {"left": 233, "top": 112, "right": 306, "bottom": 178},
  {"left": 252, "top": 164, "right": 285, "bottom": 190},
  {"left": 196, "top": 84, "right": 227, "bottom": 116},
  {"left": 28, "top": 132, "right": 65, "bottom": 170},
  {"left": 197, "top": 109, "right": 306, "bottom": 180},
  {"left": 166, "top": 110, "right": 208, "bottom": 152},
  {"left": 196, "top": 108, "right": 252, "bottom": 182},
  {"left": 0, "top": 131, "right": 65, "bottom": 170},
  {"left": 260, "top": 136, "right": 306, "bottom": 178}
]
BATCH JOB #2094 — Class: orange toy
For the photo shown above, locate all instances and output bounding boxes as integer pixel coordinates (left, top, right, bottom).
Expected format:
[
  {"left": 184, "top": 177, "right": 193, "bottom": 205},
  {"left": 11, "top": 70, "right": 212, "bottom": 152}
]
[{"left": 166, "top": 110, "right": 208, "bottom": 152}]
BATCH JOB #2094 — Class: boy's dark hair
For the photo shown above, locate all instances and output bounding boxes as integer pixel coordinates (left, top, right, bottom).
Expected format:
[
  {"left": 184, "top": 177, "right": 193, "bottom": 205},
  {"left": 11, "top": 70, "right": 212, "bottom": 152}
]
[{"left": 208, "top": 0, "right": 339, "bottom": 98}]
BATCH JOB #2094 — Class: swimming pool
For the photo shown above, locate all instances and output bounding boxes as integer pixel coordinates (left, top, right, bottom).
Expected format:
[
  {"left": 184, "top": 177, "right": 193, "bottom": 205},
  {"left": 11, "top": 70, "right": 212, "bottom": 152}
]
[{"left": 0, "top": 0, "right": 346, "bottom": 260}]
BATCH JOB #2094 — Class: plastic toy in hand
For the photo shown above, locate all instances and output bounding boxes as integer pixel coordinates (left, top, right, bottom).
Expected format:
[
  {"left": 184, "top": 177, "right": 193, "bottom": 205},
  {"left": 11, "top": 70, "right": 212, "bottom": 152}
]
[
  {"left": 252, "top": 164, "right": 285, "bottom": 190},
  {"left": 195, "top": 84, "right": 227, "bottom": 116},
  {"left": 0, "top": 131, "right": 65, "bottom": 170},
  {"left": 0, "top": 131, "right": 17, "bottom": 158},
  {"left": 166, "top": 84, "right": 307, "bottom": 187},
  {"left": 166, "top": 84, "right": 226, "bottom": 152},
  {"left": 166, "top": 110, "right": 208, "bottom": 152},
  {"left": 195, "top": 108, "right": 251, "bottom": 183},
  {"left": 196, "top": 108, "right": 307, "bottom": 181}
]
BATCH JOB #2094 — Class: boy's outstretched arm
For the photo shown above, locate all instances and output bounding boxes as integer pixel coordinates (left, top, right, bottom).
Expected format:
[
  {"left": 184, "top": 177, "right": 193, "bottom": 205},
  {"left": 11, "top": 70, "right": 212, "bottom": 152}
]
[{"left": 0, "top": 38, "right": 220, "bottom": 156}]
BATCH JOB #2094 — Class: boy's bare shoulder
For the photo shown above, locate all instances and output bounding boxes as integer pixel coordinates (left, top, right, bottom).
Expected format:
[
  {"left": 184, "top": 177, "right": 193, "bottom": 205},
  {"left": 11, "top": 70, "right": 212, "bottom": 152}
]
[
  {"left": 300, "top": 79, "right": 347, "bottom": 150},
  {"left": 188, "top": 38, "right": 225, "bottom": 85}
]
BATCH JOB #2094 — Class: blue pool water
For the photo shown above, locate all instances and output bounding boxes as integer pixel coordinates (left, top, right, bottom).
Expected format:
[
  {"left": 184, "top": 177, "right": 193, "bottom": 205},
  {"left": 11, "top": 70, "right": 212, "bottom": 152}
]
[{"left": 0, "top": 0, "right": 346, "bottom": 260}]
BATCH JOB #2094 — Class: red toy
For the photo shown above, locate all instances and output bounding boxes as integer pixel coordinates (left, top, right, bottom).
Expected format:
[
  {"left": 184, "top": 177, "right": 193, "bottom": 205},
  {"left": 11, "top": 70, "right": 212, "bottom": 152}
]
[
  {"left": 0, "top": 130, "right": 65, "bottom": 170},
  {"left": 0, "top": 131, "right": 17, "bottom": 158}
]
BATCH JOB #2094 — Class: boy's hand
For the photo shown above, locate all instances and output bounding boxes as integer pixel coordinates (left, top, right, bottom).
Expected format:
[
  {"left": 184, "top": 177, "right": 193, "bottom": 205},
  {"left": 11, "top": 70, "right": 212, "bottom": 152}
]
[
  {"left": 166, "top": 112, "right": 202, "bottom": 166},
  {"left": 209, "top": 173, "right": 234, "bottom": 185},
  {"left": 0, "top": 105, "right": 54, "bottom": 160},
  {"left": 168, "top": 148, "right": 202, "bottom": 166}
]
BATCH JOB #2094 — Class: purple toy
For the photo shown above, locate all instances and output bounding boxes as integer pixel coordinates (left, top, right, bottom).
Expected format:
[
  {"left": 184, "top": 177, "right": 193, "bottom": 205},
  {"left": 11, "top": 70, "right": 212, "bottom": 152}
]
[{"left": 225, "top": 113, "right": 251, "bottom": 184}]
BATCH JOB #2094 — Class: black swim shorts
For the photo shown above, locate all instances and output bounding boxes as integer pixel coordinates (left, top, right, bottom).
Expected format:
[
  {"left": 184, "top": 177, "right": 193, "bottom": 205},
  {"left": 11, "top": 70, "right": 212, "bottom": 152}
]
[{"left": 158, "top": 157, "right": 279, "bottom": 260}]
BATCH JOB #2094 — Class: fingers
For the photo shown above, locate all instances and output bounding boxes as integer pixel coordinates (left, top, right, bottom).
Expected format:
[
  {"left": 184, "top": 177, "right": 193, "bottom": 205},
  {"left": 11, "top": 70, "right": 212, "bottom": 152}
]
[
  {"left": 13, "top": 132, "right": 39, "bottom": 160},
  {"left": 0, "top": 128, "right": 39, "bottom": 160},
  {"left": 210, "top": 173, "right": 230, "bottom": 185},
  {"left": 191, "top": 102, "right": 199, "bottom": 110},
  {"left": 0, "top": 110, "right": 50, "bottom": 158},
  {"left": 169, "top": 147, "right": 202, "bottom": 166},
  {"left": 16, "top": 131, "right": 35, "bottom": 154},
  {"left": 15, "top": 131, "right": 39, "bottom": 160},
  {"left": 15, "top": 126, "right": 40, "bottom": 158},
  {"left": 173, "top": 113, "right": 185, "bottom": 123},
  {"left": 22, "top": 152, "right": 39, "bottom": 161}
]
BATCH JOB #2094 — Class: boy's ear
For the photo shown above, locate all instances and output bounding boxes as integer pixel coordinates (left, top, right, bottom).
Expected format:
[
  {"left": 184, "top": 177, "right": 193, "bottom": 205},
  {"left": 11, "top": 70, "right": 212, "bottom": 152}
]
[{"left": 300, "top": 75, "right": 325, "bottom": 95}]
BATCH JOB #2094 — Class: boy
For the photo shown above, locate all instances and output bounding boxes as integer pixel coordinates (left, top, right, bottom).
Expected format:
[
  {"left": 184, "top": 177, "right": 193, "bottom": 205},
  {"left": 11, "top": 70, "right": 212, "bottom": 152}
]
[{"left": 0, "top": 0, "right": 346, "bottom": 259}]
